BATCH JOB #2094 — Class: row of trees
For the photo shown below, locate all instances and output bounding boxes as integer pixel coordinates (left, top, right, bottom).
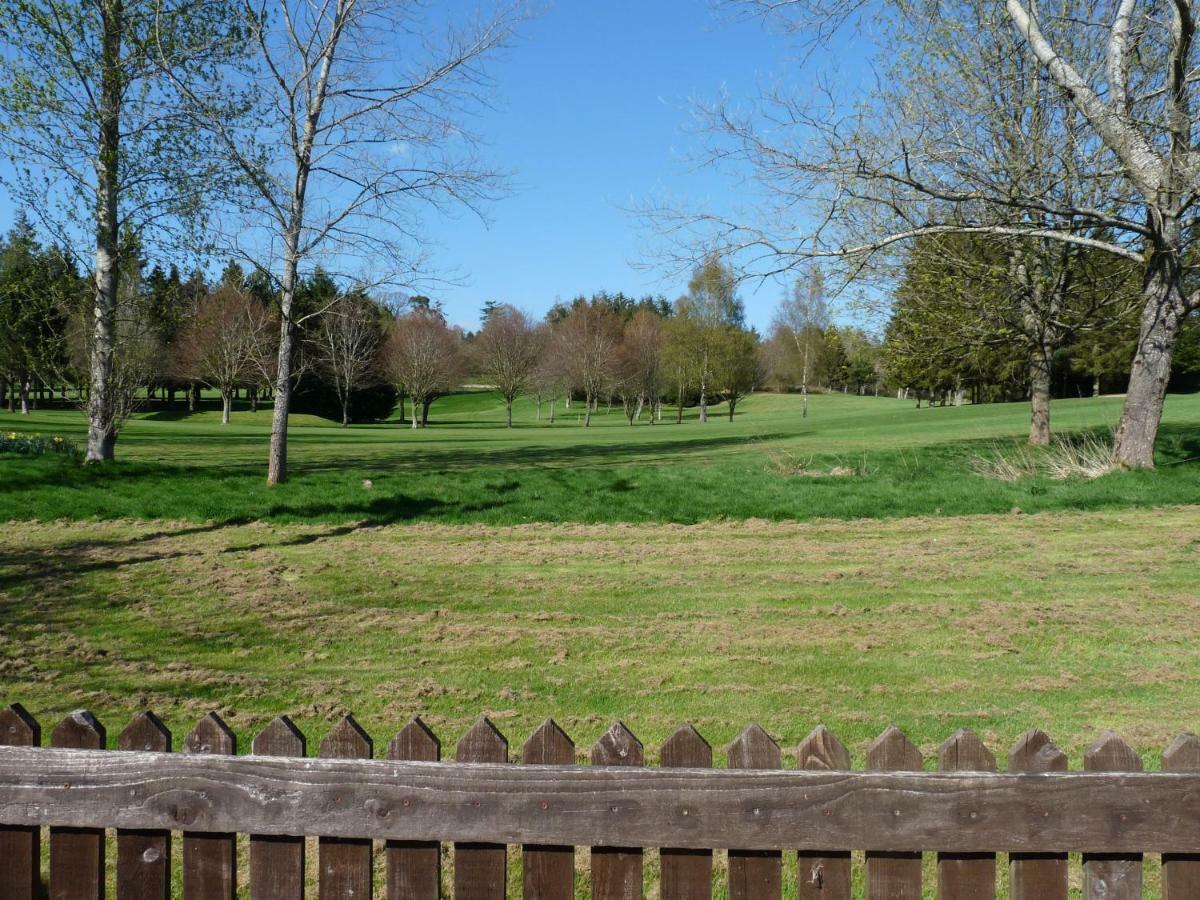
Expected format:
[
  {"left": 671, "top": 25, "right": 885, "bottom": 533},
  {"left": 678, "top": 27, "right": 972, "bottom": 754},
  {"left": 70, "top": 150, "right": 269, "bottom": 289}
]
[{"left": 0, "top": 231, "right": 770, "bottom": 428}]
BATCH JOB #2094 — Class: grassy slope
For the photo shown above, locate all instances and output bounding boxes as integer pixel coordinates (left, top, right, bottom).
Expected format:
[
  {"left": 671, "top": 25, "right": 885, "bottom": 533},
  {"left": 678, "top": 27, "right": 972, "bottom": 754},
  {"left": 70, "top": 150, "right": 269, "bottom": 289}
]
[{"left": 2, "top": 390, "right": 1200, "bottom": 523}]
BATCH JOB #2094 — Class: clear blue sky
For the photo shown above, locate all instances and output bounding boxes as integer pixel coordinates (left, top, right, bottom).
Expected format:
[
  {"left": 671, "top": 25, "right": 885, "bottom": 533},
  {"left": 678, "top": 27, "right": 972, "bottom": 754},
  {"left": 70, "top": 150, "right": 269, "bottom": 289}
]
[
  {"left": 0, "top": 1, "right": 870, "bottom": 333},
  {"left": 422, "top": 0, "right": 819, "bottom": 332}
]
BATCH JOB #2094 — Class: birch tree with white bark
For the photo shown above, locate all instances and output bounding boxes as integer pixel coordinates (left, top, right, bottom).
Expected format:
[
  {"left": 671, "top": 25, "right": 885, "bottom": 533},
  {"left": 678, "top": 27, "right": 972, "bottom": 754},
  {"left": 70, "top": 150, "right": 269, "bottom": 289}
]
[
  {"left": 0, "top": 0, "right": 247, "bottom": 462},
  {"left": 180, "top": 0, "right": 524, "bottom": 482}
]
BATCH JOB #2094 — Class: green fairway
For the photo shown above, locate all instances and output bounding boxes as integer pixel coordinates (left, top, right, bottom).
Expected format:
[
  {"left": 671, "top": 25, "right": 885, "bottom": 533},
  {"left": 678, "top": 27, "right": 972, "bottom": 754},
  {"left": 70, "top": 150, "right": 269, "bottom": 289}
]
[{"left": 2, "top": 390, "right": 1199, "bottom": 524}]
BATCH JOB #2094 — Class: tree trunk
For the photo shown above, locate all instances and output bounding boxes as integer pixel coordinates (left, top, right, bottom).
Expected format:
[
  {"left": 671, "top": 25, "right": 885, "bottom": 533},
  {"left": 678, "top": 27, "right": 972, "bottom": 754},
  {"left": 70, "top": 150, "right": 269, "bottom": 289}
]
[
  {"left": 1028, "top": 344, "right": 1052, "bottom": 446},
  {"left": 398, "top": 392, "right": 406, "bottom": 424},
  {"left": 698, "top": 383, "right": 708, "bottom": 423},
  {"left": 221, "top": 391, "right": 232, "bottom": 425},
  {"left": 167, "top": 386, "right": 176, "bottom": 408},
  {"left": 85, "top": 21, "right": 122, "bottom": 460},
  {"left": 341, "top": 394, "right": 350, "bottom": 427},
  {"left": 536, "top": 397, "right": 541, "bottom": 421},
  {"left": 250, "top": 385, "right": 259, "bottom": 413},
  {"left": 20, "top": 380, "right": 30, "bottom": 415},
  {"left": 549, "top": 399, "right": 556, "bottom": 424},
  {"left": 584, "top": 392, "right": 592, "bottom": 427},
  {"left": 505, "top": 398, "right": 513, "bottom": 428},
  {"left": 421, "top": 398, "right": 430, "bottom": 426},
  {"left": 411, "top": 395, "right": 420, "bottom": 428},
  {"left": 1114, "top": 246, "right": 1187, "bottom": 469},
  {"left": 1093, "top": 374, "right": 1101, "bottom": 397},
  {"left": 268, "top": 238, "right": 301, "bottom": 484},
  {"left": 728, "top": 398, "right": 736, "bottom": 421}
]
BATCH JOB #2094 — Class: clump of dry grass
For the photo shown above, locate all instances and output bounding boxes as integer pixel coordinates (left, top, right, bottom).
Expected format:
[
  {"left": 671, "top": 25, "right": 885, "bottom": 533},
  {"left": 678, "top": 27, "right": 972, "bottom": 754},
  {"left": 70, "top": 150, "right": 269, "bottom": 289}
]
[
  {"left": 764, "top": 446, "right": 874, "bottom": 478},
  {"left": 972, "top": 432, "right": 1119, "bottom": 482}
]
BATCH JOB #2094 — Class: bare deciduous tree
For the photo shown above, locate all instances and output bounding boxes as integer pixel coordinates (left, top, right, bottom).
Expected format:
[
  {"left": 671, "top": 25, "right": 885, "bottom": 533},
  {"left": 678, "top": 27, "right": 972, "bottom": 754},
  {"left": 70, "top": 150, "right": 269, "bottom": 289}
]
[
  {"left": 773, "top": 268, "right": 831, "bottom": 418},
  {"left": 549, "top": 302, "right": 622, "bottom": 427},
  {"left": 175, "top": 285, "right": 277, "bottom": 424},
  {"left": 381, "top": 309, "right": 464, "bottom": 428},
  {"left": 312, "top": 290, "right": 384, "bottom": 426},
  {"left": 614, "top": 309, "right": 664, "bottom": 425},
  {"left": 472, "top": 305, "right": 543, "bottom": 427},
  {"left": 179, "top": 0, "right": 525, "bottom": 481}
]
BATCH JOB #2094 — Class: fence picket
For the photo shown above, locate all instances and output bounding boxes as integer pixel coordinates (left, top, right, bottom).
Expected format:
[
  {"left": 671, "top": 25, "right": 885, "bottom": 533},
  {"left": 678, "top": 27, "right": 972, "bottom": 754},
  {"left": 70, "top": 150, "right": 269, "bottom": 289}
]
[
  {"left": 521, "top": 719, "right": 575, "bottom": 900},
  {"left": 0, "top": 703, "right": 41, "bottom": 900},
  {"left": 50, "top": 711, "right": 106, "bottom": 900},
  {"left": 250, "top": 717, "right": 306, "bottom": 900},
  {"left": 866, "top": 725, "right": 923, "bottom": 900},
  {"left": 1007, "top": 729, "right": 1067, "bottom": 900},
  {"left": 319, "top": 715, "right": 373, "bottom": 900},
  {"left": 660, "top": 724, "right": 713, "bottom": 900},
  {"left": 116, "top": 713, "right": 172, "bottom": 900},
  {"left": 591, "top": 722, "right": 644, "bottom": 900},
  {"left": 386, "top": 718, "right": 441, "bottom": 900},
  {"left": 726, "top": 725, "right": 782, "bottom": 900},
  {"left": 1162, "top": 733, "right": 1200, "bottom": 899},
  {"left": 454, "top": 717, "right": 508, "bottom": 900},
  {"left": 183, "top": 713, "right": 237, "bottom": 900},
  {"left": 936, "top": 729, "right": 995, "bottom": 900},
  {"left": 1082, "top": 732, "right": 1142, "bottom": 900},
  {"left": 796, "top": 725, "right": 852, "bottom": 900}
]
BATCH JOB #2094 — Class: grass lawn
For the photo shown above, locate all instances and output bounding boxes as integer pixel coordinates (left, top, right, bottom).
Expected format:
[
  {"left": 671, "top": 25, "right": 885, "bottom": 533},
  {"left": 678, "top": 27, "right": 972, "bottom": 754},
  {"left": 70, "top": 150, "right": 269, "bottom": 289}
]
[
  {"left": 2, "top": 389, "right": 1200, "bottom": 524},
  {"left": 3, "top": 392, "right": 1199, "bottom": 896}
]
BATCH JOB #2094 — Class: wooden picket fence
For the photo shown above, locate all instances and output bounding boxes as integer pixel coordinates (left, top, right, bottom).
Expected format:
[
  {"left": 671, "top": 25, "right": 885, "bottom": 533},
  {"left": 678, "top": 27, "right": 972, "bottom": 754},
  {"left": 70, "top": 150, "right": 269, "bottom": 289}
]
[{"left": 2, "top": 703, "right": 1200, "bottom": 899}]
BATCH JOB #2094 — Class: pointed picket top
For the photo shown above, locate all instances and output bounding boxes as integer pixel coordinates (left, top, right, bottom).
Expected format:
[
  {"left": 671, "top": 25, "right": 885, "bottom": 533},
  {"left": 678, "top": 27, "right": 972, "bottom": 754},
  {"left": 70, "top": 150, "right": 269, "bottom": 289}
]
[
  {"left": 456, "top": 716, "right": 508, "bottom": 763},
  {"left": 938, "top": 728, "right": 995, "bottom": 772},
  {"left": 51, "top": 709, "right": 105, "bottom": 749},
  {"left": 252, "top": 715, "right": 306, "bottom": 757},
  {"left": 727, "top": 723, "right": 781, "bottom": 769},
  {"left": 1007, "top": 728, "right": 1067, "bottom": 773},
  {"left": 1163, "top": 733, "right": 1200, "bottom": 771},
  {"left": 320, "top": 714, "right": 372, "bottom": 759},
  {"left": 522, "top": 718, "right": 574, "bottom": 765},
  {"left": 1084, "top": 731, "right": 1142, "bottom": 772},
  {"left": 185, "top": 711, "right": 236, "bottom": 755},
  {"left": 592, "top": 720, "right": 643, "bottom": 766},
  {"left": 661, "top": 723, "right": 712, "bottom": 768},
  {"left": 388, "top": 717, "right": 440, "bottom": 762},
  {"left": 866, "top": 724, "right": 922, "bottom": 771},
  {"left": 117, "top": 711, "right": 172, "bottom": 752},
  {"left": 797, "top": 724, "right": 851, "bottom": 771},
  {"left": 0, "top": 703, "right": 40, "bottom": 747}
]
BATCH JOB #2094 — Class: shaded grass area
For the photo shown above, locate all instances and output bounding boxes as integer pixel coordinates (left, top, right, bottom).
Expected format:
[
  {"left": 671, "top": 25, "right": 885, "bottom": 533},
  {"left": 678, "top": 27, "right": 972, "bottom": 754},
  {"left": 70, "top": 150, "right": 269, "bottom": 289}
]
[{"left": 2, "top": 390, "right": 1200, "bottom": 524}]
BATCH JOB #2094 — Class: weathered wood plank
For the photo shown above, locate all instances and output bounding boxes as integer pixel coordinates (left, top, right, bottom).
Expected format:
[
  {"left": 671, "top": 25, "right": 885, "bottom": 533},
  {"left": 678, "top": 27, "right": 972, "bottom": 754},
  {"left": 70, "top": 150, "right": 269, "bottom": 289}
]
[
  {"left": 796, "top": 725, "right": 851, "bottom": 900},
  {"left": 1007, "top": 729, "right": 1067, "bottom": 900},
  {"left": 726, "top": 725, "right": 781, "bottom": 900},
  {"left": 49, "top": 711, "right": 106, "bottom": 900},
  {"left": 591, "top": 722, "right": 644, "bottom": 900},
  {"left": 865, "top": 726, "right": 922, "bottom": 900},
  {"left": 116, "top": 713, "right": 172, "bottom": 900},
  {"left": 386, "top": 718, "right": 440, "bottom": 900},
  {"left": 936, "top": 729, "right": 995, "bottom": 900},
  {"left": 660, "top": 725, "right": 712, "bottom": 900},
  {"left": 1082, "top": 733, "right": 1142, "bottom": 900},
  {"left": 0, "top": 704, "right": 40, "bottom": 900},
  {"left": 521, "top": 719, "right": 574, "bottom": 900},
  {"left": 454, "top": 718, "right": 507, "bottom": 900},
  {"left": 319, "top": 716, "right": 373, "bottom": 900},
  {"left": 183, "top": 714, "right": 236, "bottom": 900},
  {"left": 1163, "top": 733, "right": 1200, "bottom": 900},
  {"left": 250, "top": 717, "right": 306, "bottom": 900},
  {"left": 4, "top": 745, "right": 1200, "bottom": 852}
]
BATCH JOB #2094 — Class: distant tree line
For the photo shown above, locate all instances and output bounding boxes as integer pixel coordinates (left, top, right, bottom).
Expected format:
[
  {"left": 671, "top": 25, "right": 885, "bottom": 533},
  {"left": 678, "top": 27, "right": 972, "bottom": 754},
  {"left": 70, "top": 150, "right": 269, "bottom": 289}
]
[{"left": 0, "top": 232, "right": 770, "bottom": 428}]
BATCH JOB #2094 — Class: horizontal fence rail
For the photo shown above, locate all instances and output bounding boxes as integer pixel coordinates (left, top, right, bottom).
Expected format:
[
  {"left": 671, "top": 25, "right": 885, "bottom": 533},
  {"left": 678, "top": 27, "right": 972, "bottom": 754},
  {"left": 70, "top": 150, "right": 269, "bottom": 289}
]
[{"left": 3, "top": 702, "right": 1200, "bottom": 900}]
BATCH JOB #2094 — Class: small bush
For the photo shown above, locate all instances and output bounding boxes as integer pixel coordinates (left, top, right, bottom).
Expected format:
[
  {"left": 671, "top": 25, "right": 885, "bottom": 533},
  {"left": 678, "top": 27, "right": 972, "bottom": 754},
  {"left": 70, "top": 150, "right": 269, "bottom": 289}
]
[
  {"left": 972, "top": 432, "right": 1118, "bottom": 482},
  {"left": 0, "top": 431, "right": 79, "bottom": 459}
]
